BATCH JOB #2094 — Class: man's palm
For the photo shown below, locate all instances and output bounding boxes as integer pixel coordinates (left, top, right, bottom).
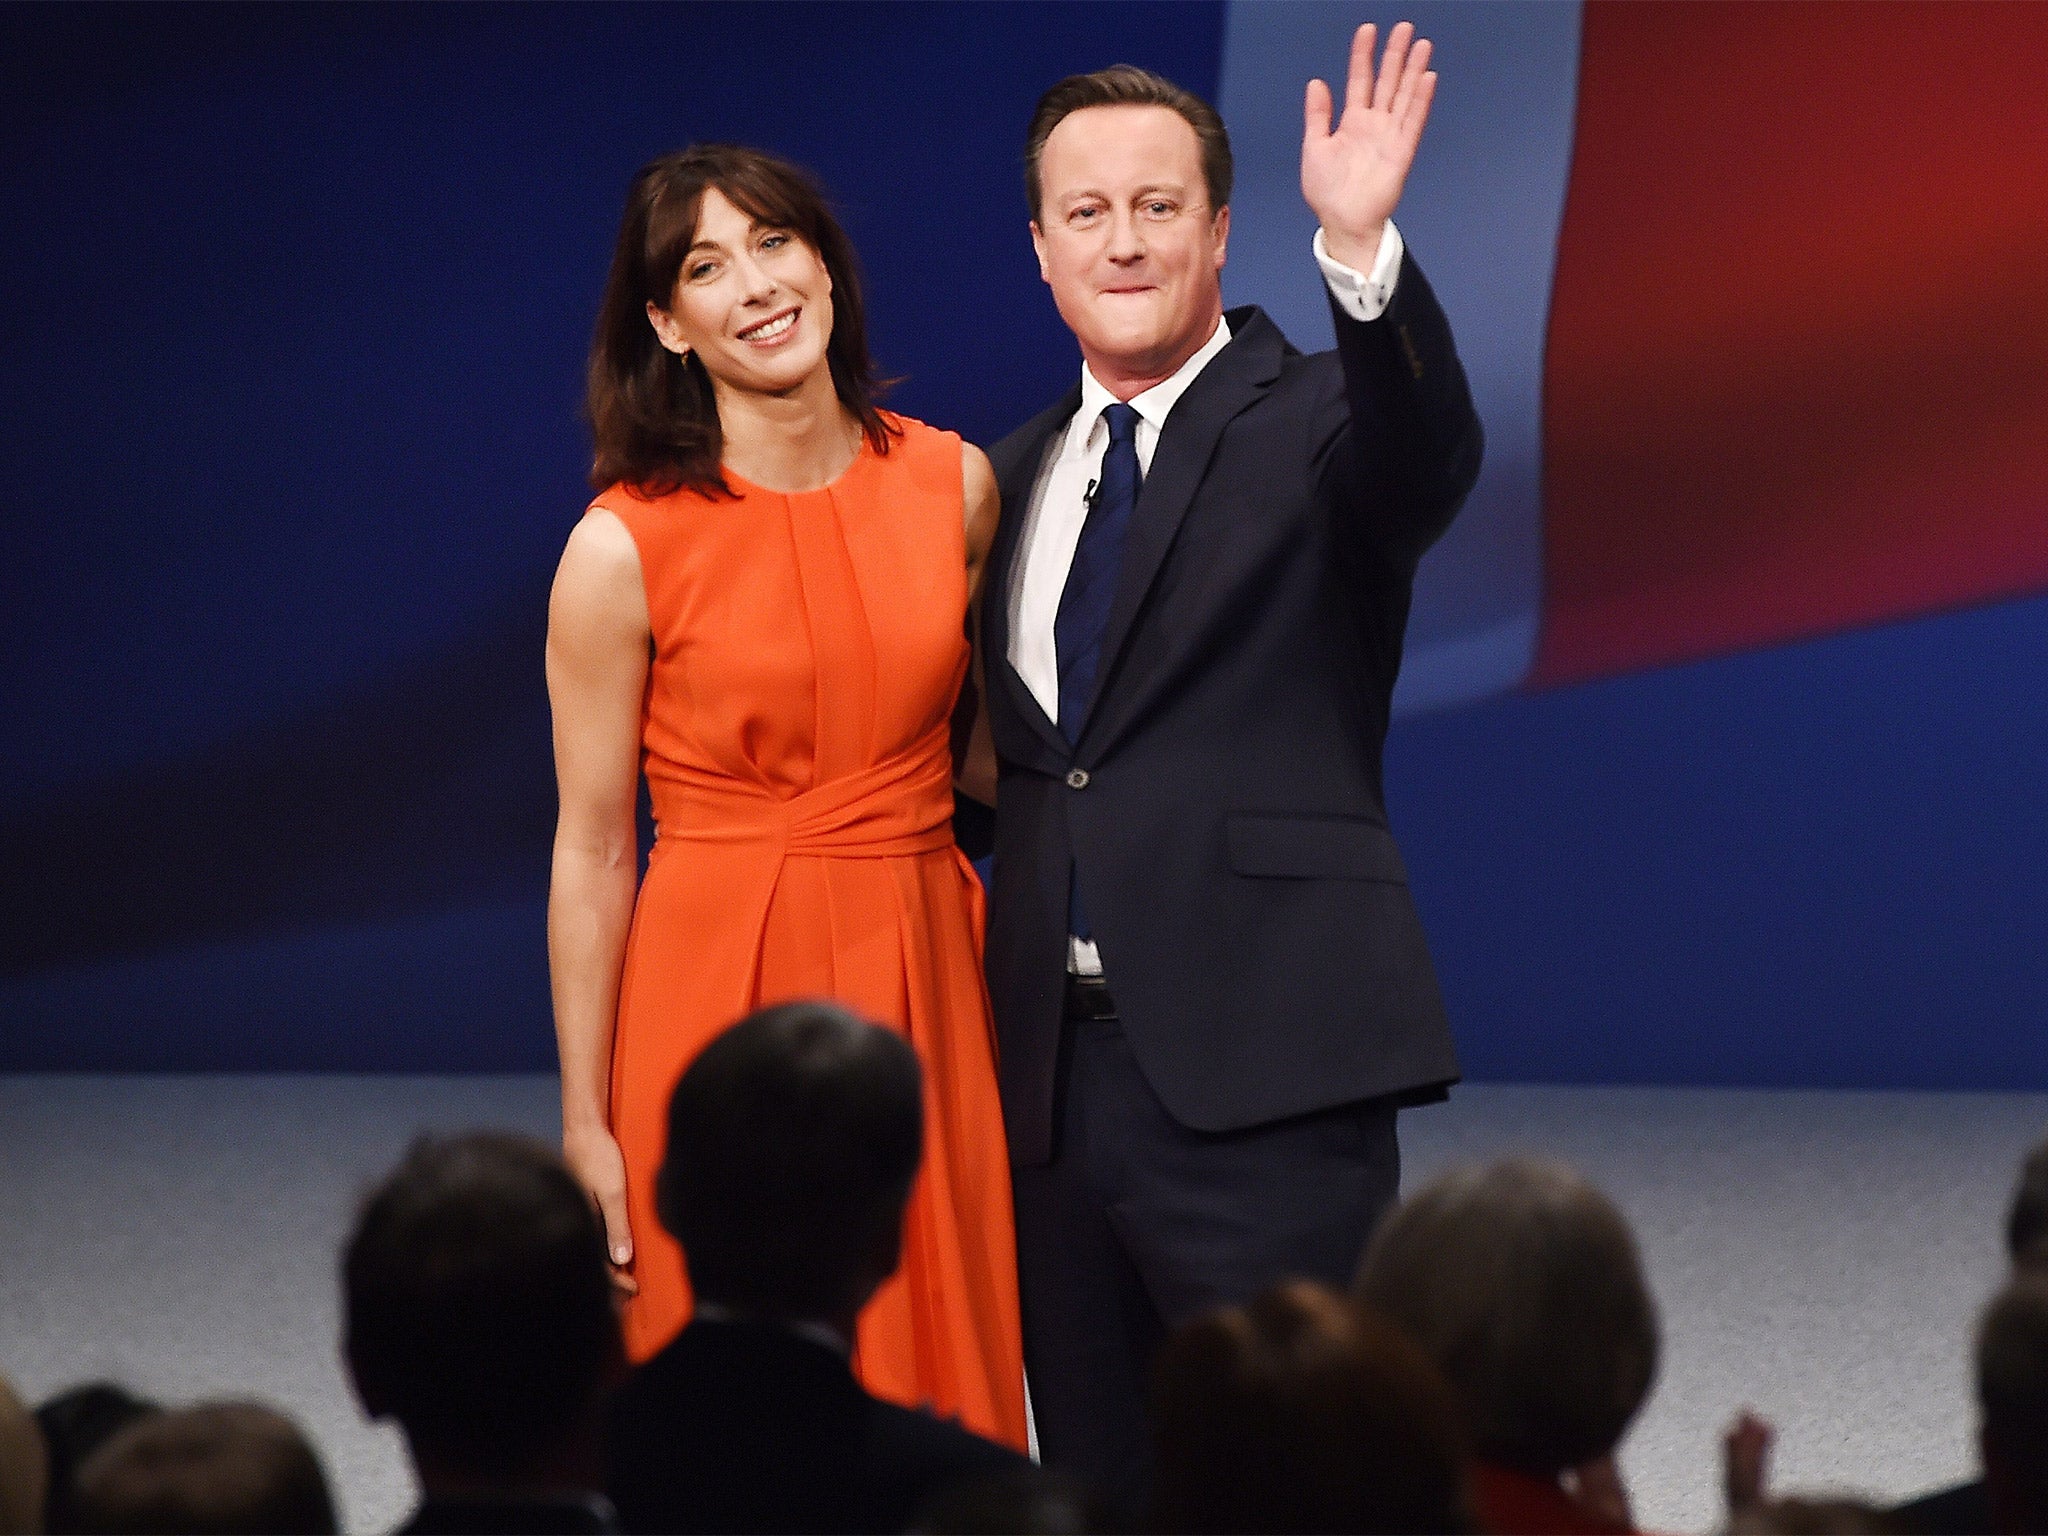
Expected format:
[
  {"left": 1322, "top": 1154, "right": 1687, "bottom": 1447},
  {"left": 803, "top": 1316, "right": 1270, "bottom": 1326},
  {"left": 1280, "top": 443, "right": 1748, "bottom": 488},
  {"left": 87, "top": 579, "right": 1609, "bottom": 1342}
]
[{"left": 1302, "top": 21, "right": 1436, "bottom": 262}]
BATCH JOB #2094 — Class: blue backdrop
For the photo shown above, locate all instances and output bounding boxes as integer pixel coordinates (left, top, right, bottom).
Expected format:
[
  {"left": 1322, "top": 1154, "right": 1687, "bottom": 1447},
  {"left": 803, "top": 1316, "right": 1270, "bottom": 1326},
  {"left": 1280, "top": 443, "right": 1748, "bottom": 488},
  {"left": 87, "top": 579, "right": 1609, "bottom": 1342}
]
[{"left": 4, "top": 2, "right": 2044, "bottom": 1086}]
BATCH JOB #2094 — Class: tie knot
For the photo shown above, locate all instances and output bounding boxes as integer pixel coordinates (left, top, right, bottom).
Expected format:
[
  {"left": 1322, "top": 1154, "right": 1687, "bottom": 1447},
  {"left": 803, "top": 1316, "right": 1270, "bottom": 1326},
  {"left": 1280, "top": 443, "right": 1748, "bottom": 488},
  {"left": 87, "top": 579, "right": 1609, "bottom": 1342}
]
[{"left": 1102, "top": 402, "right": 1141, "bottom": 445}]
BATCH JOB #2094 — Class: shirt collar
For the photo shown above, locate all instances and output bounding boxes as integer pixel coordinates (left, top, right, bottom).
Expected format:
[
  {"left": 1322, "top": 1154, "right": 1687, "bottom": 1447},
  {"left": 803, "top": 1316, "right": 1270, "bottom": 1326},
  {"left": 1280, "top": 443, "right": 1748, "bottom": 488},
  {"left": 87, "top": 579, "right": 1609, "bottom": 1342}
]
[{"left": 1071, "top": 313, "right": 1233, "bottom": 449}]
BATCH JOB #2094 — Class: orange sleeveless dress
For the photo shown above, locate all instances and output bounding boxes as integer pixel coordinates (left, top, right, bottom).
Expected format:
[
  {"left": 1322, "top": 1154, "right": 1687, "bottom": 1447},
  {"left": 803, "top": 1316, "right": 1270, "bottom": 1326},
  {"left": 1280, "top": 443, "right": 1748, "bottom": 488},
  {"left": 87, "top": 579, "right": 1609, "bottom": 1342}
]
[{"left": 593, "top": 416, "right": 1026, "bottom": 1449}]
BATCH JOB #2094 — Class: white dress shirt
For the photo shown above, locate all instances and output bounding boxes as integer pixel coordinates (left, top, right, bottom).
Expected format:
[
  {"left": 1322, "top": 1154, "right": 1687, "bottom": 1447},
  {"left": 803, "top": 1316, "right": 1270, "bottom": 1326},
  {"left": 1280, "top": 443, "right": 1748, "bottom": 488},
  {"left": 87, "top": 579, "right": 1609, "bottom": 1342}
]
[{"left": 1005, "top": 223, "right": 1405, "bottom": 974}]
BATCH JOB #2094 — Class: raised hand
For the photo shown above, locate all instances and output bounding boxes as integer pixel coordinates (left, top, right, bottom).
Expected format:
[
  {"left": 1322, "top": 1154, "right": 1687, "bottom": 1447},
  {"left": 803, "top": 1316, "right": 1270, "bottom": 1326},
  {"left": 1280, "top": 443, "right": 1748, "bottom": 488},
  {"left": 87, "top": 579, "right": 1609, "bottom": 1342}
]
[{"left": 1302, "top": 21, "right": 1437, "bottom": 271}]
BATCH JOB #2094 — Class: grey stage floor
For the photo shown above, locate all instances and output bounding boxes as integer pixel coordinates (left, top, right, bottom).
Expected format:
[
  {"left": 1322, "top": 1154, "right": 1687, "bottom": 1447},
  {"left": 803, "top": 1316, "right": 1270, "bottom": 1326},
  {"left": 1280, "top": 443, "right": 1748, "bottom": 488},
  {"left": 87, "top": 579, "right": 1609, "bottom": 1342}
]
[{"left": 1, "top": 1076, "right": 2040, "bottom": 1534}]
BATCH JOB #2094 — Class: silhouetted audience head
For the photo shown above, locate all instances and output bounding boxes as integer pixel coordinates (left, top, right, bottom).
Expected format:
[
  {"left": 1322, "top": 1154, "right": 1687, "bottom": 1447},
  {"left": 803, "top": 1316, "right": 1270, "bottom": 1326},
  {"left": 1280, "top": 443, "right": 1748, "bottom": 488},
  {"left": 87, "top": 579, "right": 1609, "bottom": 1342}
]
[
  {"left": 0, "top": 1376, "right": 47, "bottom": 1536},
  {"left": 1149, "top": 1279, "right": 1471, "bottom": 1534},
  {"left": 70, "top": 1401, "right": 333, "bottom": 1535},
  {"left": 1356, "top": 1157, "right": 1658, "bottom": 1478},
  {"left": 657, "top": 1000, "right": 924, "bottom": 1328},
  {"left": 2005, "top": 1135, "right": 2048, "bottom": 1270},
  {"left": 1977, "top": 1273, "right": 2048, "bottom": 1534},
  {"left": 35, "top": 1385, "right": 162, "bottom": 1535},
  {"left": 343, "top": 1132, "right": 621, "bottom": 1491}
]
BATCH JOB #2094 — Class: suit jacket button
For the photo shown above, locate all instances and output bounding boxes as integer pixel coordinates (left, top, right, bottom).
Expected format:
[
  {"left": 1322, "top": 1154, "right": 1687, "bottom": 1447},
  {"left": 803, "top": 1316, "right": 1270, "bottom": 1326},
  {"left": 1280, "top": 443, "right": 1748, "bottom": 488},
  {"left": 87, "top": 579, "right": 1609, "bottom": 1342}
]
[{"left": 1065, "top": 767, "right": 1090, "bottom": 789}]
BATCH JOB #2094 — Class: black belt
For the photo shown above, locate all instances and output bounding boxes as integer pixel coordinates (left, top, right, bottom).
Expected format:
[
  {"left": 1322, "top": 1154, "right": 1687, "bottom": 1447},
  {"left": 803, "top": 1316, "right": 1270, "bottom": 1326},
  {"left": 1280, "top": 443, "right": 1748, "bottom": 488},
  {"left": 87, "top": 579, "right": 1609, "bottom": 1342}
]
[{"left": 1063, "top": 973, "right": 1118, "bottom": 1021}]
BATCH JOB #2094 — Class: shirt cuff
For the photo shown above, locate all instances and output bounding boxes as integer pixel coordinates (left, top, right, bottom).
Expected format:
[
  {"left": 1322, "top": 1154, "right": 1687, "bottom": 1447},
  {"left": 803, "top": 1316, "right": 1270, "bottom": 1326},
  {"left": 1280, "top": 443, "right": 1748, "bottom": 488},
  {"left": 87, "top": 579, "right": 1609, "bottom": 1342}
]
[{"left": 1314, "top": 221, "right": 1404, "bottom": 323}]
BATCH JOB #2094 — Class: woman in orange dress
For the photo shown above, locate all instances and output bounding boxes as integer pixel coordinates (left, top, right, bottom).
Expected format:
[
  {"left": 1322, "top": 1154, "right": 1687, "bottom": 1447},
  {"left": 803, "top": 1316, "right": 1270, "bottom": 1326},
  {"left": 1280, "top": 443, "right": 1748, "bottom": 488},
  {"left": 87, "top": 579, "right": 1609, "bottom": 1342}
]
[{"left": 544, "top": 144, "right": 1025, "bottom": 1448}]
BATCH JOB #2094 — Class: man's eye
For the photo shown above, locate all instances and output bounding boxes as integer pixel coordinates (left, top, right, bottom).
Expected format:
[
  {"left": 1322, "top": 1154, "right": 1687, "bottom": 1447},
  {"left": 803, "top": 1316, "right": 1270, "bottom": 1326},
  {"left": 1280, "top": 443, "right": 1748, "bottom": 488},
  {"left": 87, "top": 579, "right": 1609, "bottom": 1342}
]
[
  {"left": 1070, "top": 206, "right": 1100, "bottom": 224},
  {"left": 1144, "top": 201, "right": 1176, "bottom": 218}
]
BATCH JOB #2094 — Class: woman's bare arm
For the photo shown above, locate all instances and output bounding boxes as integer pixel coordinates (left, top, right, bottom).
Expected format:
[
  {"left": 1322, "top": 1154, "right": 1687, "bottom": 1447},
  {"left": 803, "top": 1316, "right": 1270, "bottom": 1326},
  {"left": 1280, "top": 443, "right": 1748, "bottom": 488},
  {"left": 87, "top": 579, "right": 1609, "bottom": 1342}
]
[
  {"left": 545, "top": 507, "right": 650, "bottom": 1290},
  {"left": 956, "top": 442, "right": 1001, "bottom": 807}
]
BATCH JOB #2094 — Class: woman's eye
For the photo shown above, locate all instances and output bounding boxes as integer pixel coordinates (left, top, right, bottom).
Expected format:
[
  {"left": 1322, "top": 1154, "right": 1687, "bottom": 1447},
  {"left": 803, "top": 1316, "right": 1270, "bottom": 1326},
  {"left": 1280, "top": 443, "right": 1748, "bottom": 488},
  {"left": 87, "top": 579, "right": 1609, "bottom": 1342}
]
[
  {"left": 761, "top": 232, "right": 789, "bottom": 250},
  {"left": 688, "top": 261, "right": 717, "bottom": 281}
]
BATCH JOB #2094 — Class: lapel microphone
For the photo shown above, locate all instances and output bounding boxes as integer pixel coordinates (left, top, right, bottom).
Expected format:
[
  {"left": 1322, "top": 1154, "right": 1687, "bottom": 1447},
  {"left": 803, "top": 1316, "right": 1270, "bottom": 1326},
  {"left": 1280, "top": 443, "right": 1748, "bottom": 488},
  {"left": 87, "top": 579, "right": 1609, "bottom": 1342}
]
[{"left": 1083, "top": 477, "right": 1101, "bottom": 514}]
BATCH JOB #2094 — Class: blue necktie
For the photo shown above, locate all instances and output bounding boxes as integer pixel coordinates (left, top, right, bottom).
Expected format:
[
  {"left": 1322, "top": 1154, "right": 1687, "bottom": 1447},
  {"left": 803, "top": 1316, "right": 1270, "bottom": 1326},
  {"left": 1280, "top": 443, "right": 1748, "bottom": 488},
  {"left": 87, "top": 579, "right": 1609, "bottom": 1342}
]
[
  {"left": 1055, "top": 402, "right": 1142, "bottom": 743},
  {"left": 1055, "top": 402, "right": 1142, "bottom": 942}
]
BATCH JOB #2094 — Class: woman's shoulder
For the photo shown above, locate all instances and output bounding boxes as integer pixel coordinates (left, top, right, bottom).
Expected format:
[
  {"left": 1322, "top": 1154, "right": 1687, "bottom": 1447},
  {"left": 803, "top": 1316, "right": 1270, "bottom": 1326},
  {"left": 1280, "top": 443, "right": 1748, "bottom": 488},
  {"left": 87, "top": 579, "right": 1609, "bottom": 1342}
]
[
  {"left": 587, "top": 476, "right": 741, "bottom": 548},
  {"left": 878, "top": 411, "right": 963, "bottom": 455},
  {"left": 874, "top": 413, "right": 968, "bottom": 493}
]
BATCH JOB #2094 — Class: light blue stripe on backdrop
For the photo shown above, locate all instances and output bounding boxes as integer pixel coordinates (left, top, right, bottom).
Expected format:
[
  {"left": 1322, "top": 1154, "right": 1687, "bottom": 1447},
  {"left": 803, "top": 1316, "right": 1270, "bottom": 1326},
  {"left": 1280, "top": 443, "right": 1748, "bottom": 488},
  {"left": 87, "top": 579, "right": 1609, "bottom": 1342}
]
[{"left": 1217, "top": 2, "right": 1582, "bottom": 714}]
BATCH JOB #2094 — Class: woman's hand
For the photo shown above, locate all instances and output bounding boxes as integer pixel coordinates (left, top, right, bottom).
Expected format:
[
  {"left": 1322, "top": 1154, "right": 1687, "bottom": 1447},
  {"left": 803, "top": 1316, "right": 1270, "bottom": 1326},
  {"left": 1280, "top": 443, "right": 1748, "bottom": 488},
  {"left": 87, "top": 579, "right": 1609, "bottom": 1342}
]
[{"left": 564, "top": 1120, "right": 639, "bottom": 1296}]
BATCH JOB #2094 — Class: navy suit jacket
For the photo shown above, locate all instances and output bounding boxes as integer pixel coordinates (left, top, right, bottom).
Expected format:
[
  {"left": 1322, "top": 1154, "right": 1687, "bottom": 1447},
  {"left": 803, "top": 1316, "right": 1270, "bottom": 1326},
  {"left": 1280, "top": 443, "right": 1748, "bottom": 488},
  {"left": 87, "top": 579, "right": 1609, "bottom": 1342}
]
[{"left": 982, "top": 252, "right": 1483, "bottom": 1165}]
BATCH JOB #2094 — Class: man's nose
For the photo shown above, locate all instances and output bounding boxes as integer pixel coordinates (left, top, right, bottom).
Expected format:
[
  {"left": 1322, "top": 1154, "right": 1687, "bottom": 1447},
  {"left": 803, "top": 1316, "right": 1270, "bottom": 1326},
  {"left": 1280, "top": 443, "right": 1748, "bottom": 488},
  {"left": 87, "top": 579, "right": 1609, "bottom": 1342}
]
[{"left": 1105, "top": 209, "right": 1146, "bottom": 263}]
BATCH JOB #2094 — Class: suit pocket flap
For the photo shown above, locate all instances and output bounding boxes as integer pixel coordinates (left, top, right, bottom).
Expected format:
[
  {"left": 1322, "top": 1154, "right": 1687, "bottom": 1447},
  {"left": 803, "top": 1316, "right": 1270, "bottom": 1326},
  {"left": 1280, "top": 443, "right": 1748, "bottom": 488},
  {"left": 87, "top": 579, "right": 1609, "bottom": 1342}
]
[{"left": 1225, "top": 813, "right": 1409, "bottom": 882}]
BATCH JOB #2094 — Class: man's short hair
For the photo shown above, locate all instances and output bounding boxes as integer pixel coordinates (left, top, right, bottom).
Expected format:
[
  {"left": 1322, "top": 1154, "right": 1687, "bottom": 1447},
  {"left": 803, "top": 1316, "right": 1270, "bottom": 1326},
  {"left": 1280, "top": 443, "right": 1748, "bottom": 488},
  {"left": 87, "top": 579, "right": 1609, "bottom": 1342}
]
[
  {"left": 1150, "top": 1280, "right": 1470, "bottom": 1533},
  {"left": 657, "top": 1000, "right": 923, "bottom": 1320},
  {"left": 342, "top": 1132, "right": 620, "bottom": 1479},
  {"left": 2006, "top": 1135, "right": 2048, "bottom": 1267},
  {"left": 1977, "top": 1274, "right": 2048, "bottom": 1526},
  {"left": 1355, "top": 1157, "right": 1659, "bottom": 1476},
  {"left": 71, "top": 1401, "right": 334, "bottom": 1535},
  {"left": 1024, "top": 66, "right": 1233, "bottom": 224}
]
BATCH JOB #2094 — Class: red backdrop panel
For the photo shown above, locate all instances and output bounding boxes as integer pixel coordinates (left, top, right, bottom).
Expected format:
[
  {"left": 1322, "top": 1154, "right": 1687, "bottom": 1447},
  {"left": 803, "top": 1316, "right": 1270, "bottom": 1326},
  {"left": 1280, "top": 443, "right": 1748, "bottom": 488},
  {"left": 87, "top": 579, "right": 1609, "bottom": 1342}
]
[{"left": 1532, "top": 1, "right": 2048, "bottom": 686}]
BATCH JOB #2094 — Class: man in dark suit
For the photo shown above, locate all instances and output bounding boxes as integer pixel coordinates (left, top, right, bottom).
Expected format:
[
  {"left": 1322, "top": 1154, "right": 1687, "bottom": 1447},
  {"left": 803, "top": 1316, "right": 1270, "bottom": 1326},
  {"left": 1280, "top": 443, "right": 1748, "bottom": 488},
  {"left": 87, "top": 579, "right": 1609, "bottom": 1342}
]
[
  {"left": 981, "top": 24, "right": 1483, "bottom": 1494},
  {"left": 605, "top": 1002, "right": 1027, "bottom": 1535}
]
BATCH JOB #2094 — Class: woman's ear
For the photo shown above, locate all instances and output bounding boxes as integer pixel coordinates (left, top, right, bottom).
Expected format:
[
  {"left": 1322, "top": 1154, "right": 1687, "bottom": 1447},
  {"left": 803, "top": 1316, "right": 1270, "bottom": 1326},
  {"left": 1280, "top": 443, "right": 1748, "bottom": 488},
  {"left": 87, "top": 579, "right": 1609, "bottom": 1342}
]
[{"left": 645, "top": 299, "right": 690, "bottom": 358}]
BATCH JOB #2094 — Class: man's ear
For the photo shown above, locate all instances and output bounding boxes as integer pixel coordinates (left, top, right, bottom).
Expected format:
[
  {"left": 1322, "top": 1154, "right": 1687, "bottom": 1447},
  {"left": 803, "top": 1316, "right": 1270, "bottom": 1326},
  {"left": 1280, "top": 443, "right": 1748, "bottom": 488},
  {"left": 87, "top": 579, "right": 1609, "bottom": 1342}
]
[
  {"left": 1211, "top": 203, "right": 1231, "bottom": 270},
  {"left": 645, "top": 299, "right": 690, "bottom": 358},
  {"left": 1029, "top": 222, "right": 1050, "bottom": 284}
]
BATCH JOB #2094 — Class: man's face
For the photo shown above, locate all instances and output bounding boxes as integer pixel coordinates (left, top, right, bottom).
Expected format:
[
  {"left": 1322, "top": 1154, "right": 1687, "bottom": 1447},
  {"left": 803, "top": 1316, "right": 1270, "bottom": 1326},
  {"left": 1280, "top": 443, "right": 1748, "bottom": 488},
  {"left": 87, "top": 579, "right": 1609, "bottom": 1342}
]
[{"left": 1031, "top": 104, "right": 1229, "bottom": 386}]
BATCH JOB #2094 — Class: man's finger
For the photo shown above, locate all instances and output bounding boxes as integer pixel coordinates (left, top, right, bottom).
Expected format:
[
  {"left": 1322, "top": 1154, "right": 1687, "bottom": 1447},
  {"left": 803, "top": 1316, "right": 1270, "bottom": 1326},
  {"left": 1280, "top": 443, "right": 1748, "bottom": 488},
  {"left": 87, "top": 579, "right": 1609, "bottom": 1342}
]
[
  {"left": 1400, "top": 69, "right": 1438, "bottom": 146},
  {"left": 1390, "top": 35, "right": 1433, "bottom": 122},
  {"left": 1372, "top": 21, "right": 1414, "bottom": 114},
  {"left": 1304, "top": 77, "right": 1334, "bottom": 143},
  {"left": 1345, "top": 23, "right": 1377, "bottom": 114}
]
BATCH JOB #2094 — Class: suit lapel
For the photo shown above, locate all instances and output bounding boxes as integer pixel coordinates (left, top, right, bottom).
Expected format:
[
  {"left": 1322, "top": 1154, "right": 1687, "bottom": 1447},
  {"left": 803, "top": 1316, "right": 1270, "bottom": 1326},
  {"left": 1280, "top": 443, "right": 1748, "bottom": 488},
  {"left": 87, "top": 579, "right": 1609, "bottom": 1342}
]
[
  {"left": 986, "top": 389, "right": 1077, "bottom": 758},
  {"left": 1075, "top": 308, "right": 1284, "bottom": 747}
]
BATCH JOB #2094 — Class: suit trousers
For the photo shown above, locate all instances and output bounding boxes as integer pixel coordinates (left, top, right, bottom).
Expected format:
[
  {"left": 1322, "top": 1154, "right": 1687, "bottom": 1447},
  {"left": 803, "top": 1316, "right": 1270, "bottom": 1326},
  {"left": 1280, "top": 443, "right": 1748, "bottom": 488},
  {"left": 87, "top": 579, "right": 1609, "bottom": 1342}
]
[{"left": 1010, "top": 983, "right": 1401, "bottom": 1509}]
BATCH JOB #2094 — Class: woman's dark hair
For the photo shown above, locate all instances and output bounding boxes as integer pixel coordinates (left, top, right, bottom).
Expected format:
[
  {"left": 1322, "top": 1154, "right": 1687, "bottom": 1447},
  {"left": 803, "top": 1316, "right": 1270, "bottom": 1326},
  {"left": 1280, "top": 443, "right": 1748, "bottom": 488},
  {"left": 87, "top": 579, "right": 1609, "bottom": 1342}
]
[{"left": 586, "top": 143, "right": 897, "bottom": 498}]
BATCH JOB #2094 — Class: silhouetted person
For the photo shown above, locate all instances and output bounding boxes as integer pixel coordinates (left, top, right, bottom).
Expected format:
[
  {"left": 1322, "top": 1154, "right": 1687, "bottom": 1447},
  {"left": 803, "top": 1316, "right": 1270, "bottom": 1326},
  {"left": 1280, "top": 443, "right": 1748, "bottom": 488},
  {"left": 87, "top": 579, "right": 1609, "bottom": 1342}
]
[
  {"left": 35, "top": 1385, "right": 161, "bottom": 1535},
  {"left": 70, "top": 1401, "right": 333, "bottom": 1535},
  {"left": 1357, "top": 1158, "right": 1658, "bottom": 1536},
  {"left": 1977, "top": 1274, "right": 2048, "bottom": 1535},
  {"left": 1150, "top": 1279, "right": 1471, "bottom": 1533},
  {"left": 343, "top": 1132, "right": 622, "bottom": 1534},
  {"left": 606, "top": 1001, "right": 1028, "bottom": 1533},
  {"left": 1890, "top": 1132, "right": 2048, "bottom": 1535}
]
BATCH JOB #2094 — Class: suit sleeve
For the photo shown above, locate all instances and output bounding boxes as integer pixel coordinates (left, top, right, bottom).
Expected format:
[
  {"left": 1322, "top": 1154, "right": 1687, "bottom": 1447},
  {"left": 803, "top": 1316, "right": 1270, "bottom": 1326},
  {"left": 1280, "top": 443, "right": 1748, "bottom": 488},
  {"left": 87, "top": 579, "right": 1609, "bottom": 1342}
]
[{"left": 1315, "top": 246, "right": 1485, "bottom": 576}]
